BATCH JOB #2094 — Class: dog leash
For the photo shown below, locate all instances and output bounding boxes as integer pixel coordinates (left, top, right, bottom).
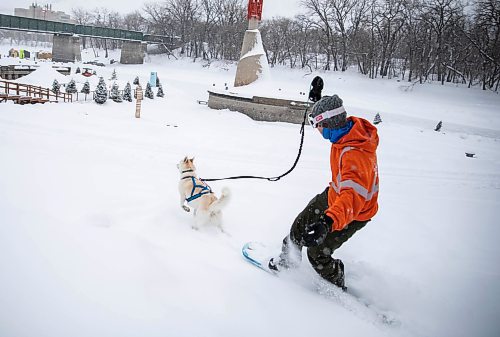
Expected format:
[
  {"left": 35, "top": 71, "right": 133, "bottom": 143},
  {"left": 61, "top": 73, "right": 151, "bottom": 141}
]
[{"left": 200, "top": 109, "right": 308, "bottom": 183}]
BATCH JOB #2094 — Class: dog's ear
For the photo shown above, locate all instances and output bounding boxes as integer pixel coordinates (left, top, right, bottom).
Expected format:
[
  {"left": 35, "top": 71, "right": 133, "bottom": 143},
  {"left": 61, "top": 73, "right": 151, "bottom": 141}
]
[
  {"left": 183, "top": 156, "right": 188, "bottom": 163},
  {"left": 189, "top": 157, "right": 195, "bottom": 163}
]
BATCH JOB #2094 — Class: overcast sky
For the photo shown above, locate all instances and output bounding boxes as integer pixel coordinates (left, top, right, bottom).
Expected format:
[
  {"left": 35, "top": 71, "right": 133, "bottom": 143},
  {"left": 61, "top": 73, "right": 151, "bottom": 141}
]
[{"left": 0, "top": 0, "right": 303, "bottom": 20}]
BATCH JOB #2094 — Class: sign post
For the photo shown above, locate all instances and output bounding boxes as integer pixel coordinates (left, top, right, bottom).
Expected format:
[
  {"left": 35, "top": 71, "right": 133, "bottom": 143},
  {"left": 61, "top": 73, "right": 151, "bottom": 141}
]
[{"left": 135, "top": 84, "right": 143, "bottom": 118}]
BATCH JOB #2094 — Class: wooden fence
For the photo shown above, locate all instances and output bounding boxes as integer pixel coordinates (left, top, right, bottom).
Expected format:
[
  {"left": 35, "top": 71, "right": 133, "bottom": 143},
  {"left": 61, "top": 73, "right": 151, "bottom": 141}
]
[
  {"left": 0, "top": 80, "right": 72, "bottom": 104},
  {"left": 0, "top": 80, "right": 142, "bottom": 104}
]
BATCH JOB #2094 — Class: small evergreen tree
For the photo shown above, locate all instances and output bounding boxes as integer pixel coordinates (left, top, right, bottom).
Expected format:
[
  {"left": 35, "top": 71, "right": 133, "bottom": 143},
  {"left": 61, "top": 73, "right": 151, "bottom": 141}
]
[
  {"left": 66, "top": 79, "right": 77, "bottom": 94},
  {"left": 123, "top": 82, "right": 132, "bottom": 102},
  {"left": 51, "top": 79, "right": 60, "bottom": 94},
  {"left": 156, "top": 75, "right": 160, "bottom": 87},
  {"left": 81, "top": 80, "right": 90, "bottom": 100},
  {"left": 111, "top": 69, "right": 117, "bottom": 80},
  {"left": 92, "top": 70, "right": 97, "bottom": 75},
  {"left": 81, "top": 80, "right": 90, "bottom": 94},
  {"left": 156, "top": 83, "right": 164, "bottom": 97},
  {"left": 76, "top": 67, "right": 81, "bottom": 74},
  {"left": 373, "top": 113, "right": 382, "bottom": 125},
  {"left": 434, "top": 121, "right": 443, "bottom": 132},
  {"left": 94, "top": 77, "right": 108, "bottom": 104},
  {"left": 133, "top": 76, "right": 139, "bottom": 85},
  {"left": 110, "top": 82, "right": 123, "bottom": 103},
  {"left": 145, "top": 82, "right": 154, "bottom": 99}
]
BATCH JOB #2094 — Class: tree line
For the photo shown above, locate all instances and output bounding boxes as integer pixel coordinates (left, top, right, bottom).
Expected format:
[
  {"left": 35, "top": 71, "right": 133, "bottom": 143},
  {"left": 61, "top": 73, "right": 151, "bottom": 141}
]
[
  {"left": 67, "top": 0, "right": 498, "bottom": 91},
  {"left": 262, "top": 0, "right": 500, "bottom": 91},
  {"left": 71, "top": 0, "right": 248, "bottom": 61}
]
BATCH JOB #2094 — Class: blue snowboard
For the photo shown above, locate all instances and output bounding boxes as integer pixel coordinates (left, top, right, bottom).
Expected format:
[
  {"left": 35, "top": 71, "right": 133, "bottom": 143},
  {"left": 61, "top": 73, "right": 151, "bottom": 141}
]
[
  {"left": 242, "top": 241, "right": 278, "bottom": 274},
  {"left": 242, "top": 241, "right": 399, "bottom": 326}
]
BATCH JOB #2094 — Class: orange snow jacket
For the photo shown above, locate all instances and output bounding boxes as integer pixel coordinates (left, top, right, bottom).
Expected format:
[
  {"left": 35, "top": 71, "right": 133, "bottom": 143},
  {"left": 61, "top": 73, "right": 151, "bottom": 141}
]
[{"left": 326, "top": 116, "right": 379, "bottom": 231}]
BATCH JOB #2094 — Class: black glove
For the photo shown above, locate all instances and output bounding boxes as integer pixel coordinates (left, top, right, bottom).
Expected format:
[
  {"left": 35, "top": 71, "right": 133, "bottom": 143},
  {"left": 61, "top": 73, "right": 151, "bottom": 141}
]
[{"left": 301, "top": 215, "right": 333, "bottom": 247}]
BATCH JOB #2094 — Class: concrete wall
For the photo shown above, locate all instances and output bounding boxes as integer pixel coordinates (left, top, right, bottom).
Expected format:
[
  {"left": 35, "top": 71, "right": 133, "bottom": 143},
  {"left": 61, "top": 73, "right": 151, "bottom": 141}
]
[
  {"left": 207, "top": 91, "right": 311, "bottom": 124},
  {"left": 52, "top": 34, "right": 81, "bottom": 63},
  {"left": 120, "top": 41, "right": 145, "bottom": 65},
  {"left": 1, "top": 66, "right": 70, "bottom": 80}
]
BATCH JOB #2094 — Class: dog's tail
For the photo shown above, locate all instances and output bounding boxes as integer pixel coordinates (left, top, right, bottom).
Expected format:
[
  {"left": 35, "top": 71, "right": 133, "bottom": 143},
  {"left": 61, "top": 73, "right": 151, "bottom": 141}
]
[{"left": 209, "top": 187, "right": 230, "bottom": 212}]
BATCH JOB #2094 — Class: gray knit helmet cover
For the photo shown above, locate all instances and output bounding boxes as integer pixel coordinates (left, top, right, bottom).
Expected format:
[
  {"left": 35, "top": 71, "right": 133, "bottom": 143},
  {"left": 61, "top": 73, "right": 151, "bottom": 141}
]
[{"left": 310, "top": 95, "right": 347, "bottom": 129}]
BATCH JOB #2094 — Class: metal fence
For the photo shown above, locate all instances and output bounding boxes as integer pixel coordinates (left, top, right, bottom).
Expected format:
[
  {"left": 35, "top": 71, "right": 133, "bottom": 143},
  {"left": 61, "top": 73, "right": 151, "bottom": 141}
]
[{"left": 0, "top": 14, "right": 175, "bottom": 44}]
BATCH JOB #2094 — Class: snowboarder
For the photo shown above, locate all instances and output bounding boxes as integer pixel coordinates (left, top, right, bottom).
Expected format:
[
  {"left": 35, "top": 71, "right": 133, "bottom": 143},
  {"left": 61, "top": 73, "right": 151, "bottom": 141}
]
[{"left": 269, "top": 95, "right": 380, "bottom": 290}]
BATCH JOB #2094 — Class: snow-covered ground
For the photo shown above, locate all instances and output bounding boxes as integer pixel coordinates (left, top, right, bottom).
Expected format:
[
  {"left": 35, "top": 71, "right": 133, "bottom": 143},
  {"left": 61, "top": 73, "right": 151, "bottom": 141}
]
[{"left": 1, "top": 47, "right": 500, "bottom": 337}]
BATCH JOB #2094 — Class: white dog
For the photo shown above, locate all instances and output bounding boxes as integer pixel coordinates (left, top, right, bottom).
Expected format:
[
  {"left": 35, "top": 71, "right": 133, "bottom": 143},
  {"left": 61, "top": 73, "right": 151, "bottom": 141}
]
[{"left": 177, "top": 157, "right": 230, "bottom": 231}]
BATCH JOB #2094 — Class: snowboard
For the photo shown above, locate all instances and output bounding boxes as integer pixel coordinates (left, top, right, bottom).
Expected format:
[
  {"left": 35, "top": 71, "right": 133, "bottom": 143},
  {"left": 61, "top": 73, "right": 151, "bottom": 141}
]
[
  {"left": 241, "top": 241, "right": 399, "bottom": 327},
  {"left": 241, "top": 241, "right": 278, "bottom": 274}
]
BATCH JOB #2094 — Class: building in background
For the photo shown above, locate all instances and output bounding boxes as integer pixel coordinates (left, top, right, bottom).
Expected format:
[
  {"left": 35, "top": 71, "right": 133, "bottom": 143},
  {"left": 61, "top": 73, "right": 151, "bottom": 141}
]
[{"left": 14, "top": 3, "right": 75, "bottom": 24}]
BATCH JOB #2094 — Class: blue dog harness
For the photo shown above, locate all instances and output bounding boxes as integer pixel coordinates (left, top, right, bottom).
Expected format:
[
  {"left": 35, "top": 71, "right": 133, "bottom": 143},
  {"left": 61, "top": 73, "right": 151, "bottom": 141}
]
[{"left": 182, "top": 174, "right": 212, "bottom": 202}]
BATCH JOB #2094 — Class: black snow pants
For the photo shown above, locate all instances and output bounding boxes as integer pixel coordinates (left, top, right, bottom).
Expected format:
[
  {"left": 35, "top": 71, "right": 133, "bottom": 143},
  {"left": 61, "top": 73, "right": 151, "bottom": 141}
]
[{"left": 279, "top": 187, "right": 368, "bottom": 287}]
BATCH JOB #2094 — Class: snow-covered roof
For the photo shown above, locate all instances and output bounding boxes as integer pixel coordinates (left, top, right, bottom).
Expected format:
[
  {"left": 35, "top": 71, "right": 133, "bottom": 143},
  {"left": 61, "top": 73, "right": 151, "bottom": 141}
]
[{"left": 12, "top": 63, "right": 69, "bottom": 87}]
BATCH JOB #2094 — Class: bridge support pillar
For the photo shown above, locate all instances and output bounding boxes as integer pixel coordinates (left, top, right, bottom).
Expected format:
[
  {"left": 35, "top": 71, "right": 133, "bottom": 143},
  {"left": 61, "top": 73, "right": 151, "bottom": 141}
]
[
  {"left": 52, "top": 34, "right": 81, "bottom": 63},
  {"left": 120, "top": 41, "right": 145, "bottom": 64}
]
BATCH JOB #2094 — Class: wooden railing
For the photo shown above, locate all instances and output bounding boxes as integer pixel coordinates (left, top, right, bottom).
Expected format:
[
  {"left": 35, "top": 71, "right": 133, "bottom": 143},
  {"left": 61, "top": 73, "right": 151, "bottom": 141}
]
[{"left": 0, "top": 80, "right": 72, "bottom": 103}]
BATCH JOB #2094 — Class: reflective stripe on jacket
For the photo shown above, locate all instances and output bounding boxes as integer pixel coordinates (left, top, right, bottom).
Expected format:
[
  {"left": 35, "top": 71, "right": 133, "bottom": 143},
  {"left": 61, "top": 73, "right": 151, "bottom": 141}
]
[{"left": 326, "top": 116, "right": 379, "bottom": 231}]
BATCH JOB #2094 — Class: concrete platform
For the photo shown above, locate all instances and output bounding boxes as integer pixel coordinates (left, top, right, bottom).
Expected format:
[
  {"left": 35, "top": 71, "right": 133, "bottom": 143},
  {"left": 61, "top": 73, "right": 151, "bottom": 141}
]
[{"left": 207, "top": 90, "right": 312, "bottom": 124}]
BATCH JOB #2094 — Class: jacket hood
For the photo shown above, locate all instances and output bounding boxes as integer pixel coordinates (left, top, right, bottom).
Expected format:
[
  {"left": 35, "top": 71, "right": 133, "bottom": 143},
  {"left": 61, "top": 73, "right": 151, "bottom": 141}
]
[{"left": 333, "top": 116, "right": 379, "bottom": 153}]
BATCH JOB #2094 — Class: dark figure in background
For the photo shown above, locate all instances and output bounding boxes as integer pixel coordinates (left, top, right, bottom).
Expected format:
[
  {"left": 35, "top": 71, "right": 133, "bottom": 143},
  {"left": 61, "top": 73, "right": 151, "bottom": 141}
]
[{"left": 308, "top": 76, "right": 324, "bottom": 103}]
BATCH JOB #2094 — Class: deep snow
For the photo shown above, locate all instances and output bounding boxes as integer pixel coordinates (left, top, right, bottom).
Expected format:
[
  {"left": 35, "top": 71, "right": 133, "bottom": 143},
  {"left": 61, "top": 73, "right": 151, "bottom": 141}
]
[{"left": 1, "top": 48, "right": 500, "bottom": 337}]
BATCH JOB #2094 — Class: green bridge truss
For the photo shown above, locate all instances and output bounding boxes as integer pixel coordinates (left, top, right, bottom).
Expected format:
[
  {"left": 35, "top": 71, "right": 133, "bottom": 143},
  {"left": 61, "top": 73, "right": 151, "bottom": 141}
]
[{"left": 0, "top": 14, "right": 179, "bottom": 45}]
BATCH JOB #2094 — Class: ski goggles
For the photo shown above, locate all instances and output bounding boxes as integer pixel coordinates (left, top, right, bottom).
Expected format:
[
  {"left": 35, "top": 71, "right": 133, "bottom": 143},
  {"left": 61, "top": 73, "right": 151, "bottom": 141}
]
[{"left": 308, "top": 106, "right": 346, "bottom": 128}]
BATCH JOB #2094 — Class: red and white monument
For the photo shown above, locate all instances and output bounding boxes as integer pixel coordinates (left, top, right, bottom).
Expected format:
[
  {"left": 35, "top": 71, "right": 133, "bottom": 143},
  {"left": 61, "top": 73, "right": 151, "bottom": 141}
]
[
  {"left": 207, "top": 0, "right": 312, "bottom": 124},
  {"left": 234, "top": 0, "right": 269, "bottom": 87}
]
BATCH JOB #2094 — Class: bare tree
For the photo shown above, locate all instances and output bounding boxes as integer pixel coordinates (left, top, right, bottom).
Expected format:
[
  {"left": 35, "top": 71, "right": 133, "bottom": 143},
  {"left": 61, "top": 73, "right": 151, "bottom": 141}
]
[
  {"left": 302, "top": 0, "right": 338, "bottom": 70},
  {"left": 466, "top": 0, "right": 500, "bottom": 90},
  {"left": 143, "top": 2, "right": 175, "bottom": 35},
  {"left": 63, "top": 0, "right": 500, "bottom": 91},
  {"left": 420, "top": 0, "right": 464, "bottom": 83},
  {"left": 165, "top": 0, "right": 201, "bottom": 55},
  {"left": 262, "top": 18, "right": 296, "bottom": 67},
  {"left": 294, "top": 15, "right": 318, "bottom": 69},
  {"left": 198, "top": 0, "right": 219, "bottom": 59},
  {"left": 212, "top": 0, "right": 246, "bottom": 60},
  {"left": 330, "top": 0, "right": 369, "bottom": 71},
  {"left": 373, "top": 0, "right": 405, "bottom": 77},
  {"left": 123, "top": 11, "right": 147, "bottom": 31},
  {"left": 72, "top": 7, "right": 92, "bottom": 49}
]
